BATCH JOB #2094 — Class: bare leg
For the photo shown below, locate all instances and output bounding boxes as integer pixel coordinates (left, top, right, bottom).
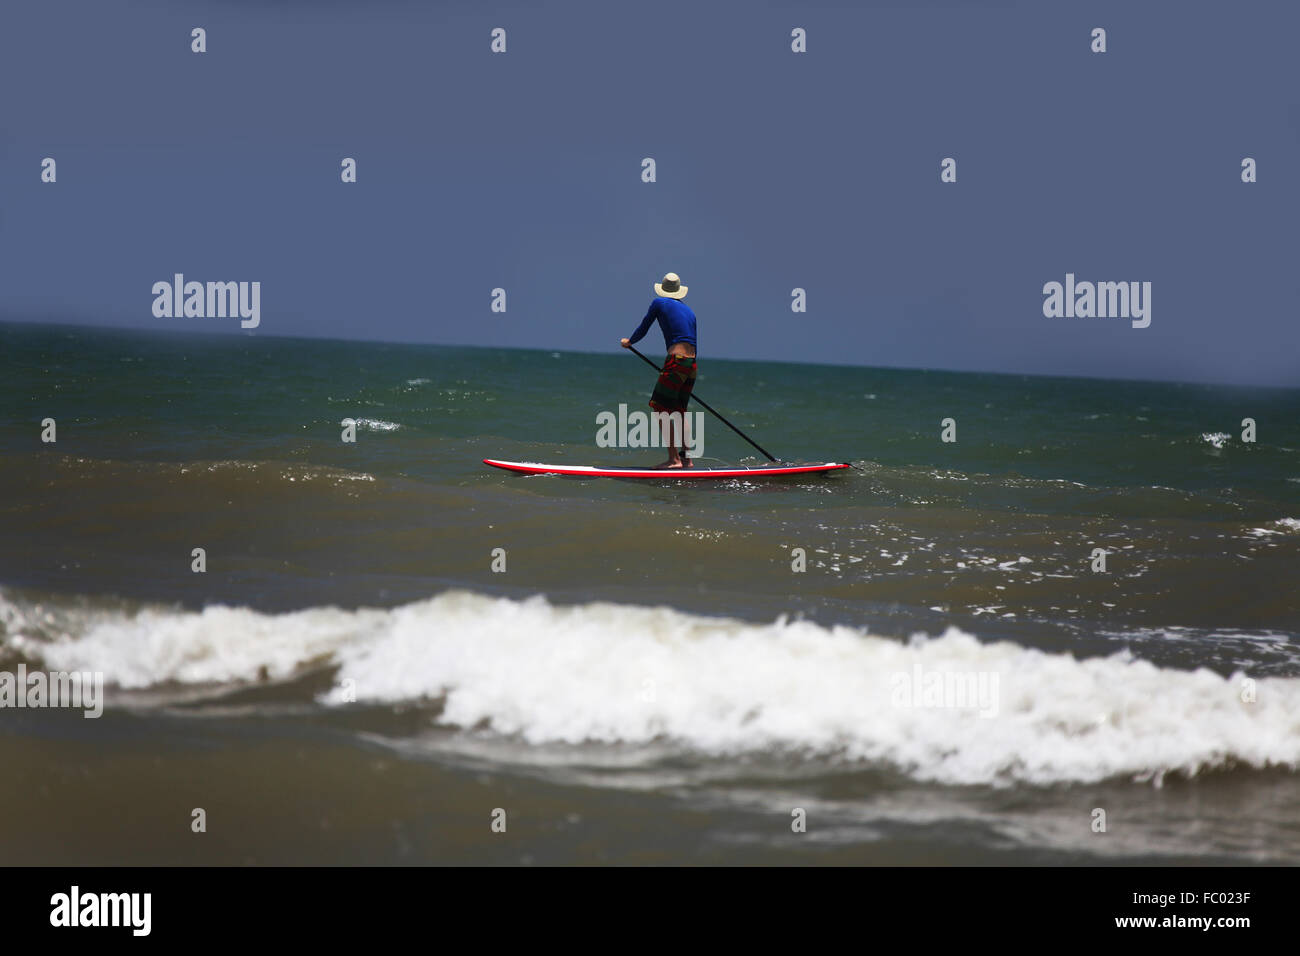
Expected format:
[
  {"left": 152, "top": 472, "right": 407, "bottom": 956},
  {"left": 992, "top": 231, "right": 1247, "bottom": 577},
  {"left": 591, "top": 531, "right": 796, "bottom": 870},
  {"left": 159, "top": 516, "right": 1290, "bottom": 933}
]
[
  {"left": 658, "top": 412, "right": 683, "bottom": 468},
  {"left": 665, "top": 414, "right": 682, "bottom": 467}
]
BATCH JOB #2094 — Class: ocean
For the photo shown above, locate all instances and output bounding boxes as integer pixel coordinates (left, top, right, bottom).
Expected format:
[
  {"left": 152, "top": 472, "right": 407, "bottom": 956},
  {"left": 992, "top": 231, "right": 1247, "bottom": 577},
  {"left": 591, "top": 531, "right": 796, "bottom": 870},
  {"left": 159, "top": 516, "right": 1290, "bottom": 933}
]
[{"left": 2, "top": 320, "right": 1298, "bottom": 864}]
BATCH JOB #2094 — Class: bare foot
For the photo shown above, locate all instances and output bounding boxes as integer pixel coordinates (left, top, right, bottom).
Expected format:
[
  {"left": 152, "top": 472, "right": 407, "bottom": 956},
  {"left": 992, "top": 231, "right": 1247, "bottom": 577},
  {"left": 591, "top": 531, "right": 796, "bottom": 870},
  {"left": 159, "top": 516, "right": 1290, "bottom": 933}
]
[
  {"left": 680, "top": 454, "right": 693, "bottom": 468},
  {"left": 655, "top": 460, "right": 684, "bottom": 469}
]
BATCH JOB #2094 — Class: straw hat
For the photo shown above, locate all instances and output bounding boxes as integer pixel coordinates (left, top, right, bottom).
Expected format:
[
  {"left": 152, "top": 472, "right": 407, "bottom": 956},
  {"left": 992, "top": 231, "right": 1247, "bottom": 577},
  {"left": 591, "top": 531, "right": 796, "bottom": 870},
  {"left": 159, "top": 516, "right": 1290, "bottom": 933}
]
[{"left": 654, "top": 272, "right": 688, "bottom": 299}]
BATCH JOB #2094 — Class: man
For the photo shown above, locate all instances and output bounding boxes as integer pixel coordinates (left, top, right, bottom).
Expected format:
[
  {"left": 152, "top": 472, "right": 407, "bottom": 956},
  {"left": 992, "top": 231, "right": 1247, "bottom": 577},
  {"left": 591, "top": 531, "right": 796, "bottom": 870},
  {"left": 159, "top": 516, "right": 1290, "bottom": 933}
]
[{"left": 620, "top": 272, "right": 697, "bottom": 468}]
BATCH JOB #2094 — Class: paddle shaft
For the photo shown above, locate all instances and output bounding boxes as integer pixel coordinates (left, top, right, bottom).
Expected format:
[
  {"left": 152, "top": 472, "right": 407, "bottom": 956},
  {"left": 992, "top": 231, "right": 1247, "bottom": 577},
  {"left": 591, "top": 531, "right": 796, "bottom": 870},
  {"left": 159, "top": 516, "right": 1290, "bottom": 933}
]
[{"left": 626, "top": 344, "right": 778, "bottom": 462}]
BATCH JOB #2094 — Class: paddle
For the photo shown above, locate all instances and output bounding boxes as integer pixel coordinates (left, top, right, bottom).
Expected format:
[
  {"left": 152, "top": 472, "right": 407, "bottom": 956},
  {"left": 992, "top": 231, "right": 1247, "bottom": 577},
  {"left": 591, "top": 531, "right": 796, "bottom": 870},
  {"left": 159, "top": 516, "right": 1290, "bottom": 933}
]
[{"left": 625, "top": 344, "right": 778, "bottom": 462}]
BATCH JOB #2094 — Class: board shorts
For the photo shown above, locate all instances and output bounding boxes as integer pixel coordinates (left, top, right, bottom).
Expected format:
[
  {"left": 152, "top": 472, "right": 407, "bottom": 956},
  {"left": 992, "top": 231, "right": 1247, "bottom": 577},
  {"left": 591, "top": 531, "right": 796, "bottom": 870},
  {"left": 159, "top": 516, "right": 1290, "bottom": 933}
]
[{"left": 649, "top": 354, "right": 697, "bottom": 413}]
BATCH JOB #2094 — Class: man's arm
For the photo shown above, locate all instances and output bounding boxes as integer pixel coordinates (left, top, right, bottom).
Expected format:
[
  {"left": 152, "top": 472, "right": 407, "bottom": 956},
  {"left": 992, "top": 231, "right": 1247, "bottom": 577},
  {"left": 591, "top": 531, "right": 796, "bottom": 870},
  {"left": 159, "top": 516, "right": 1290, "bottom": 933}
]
[{"left": 623, "top": 301, "right": 659, "bottom": 347}]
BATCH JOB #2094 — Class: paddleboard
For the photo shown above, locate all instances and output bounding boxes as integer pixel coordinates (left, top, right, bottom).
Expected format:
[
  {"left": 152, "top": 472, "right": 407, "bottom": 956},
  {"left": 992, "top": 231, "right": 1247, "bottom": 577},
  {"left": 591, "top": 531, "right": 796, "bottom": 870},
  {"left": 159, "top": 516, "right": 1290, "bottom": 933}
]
[{"left": 483, "top": 459, "right": 850, "bottom": 479}]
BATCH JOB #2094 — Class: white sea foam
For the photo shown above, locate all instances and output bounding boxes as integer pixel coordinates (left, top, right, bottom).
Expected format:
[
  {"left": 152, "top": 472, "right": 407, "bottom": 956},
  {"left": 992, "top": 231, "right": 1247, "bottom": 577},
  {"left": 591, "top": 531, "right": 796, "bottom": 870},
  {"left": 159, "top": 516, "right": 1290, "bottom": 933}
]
[
  {"left": 1201, "top": 432, "right": 1230, "bottom": 449},
  {"left": 1247, "top": 518, "right": 1300, "bottom": 537},
  {"left": 4, "top": 590, "right": 1298, "bottom": 787},
  {"left": 350, "top": 418, "right": 400, "bottom": 432}
]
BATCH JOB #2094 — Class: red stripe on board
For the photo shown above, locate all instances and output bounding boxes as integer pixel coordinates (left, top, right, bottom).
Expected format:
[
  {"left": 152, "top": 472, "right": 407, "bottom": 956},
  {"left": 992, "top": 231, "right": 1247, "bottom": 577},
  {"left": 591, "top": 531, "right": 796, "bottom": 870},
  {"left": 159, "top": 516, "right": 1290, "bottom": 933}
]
[{"left": 483, "top": 459, "right": 850, "bottom": 479}]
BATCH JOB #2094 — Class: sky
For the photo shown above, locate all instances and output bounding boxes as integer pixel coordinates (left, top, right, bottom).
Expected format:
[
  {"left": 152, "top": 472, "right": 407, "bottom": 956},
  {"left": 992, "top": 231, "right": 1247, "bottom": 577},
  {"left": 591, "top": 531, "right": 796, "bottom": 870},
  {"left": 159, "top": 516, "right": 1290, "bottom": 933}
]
[{"left": 1, "top": 0, "right": 1297, "bottom": 387}]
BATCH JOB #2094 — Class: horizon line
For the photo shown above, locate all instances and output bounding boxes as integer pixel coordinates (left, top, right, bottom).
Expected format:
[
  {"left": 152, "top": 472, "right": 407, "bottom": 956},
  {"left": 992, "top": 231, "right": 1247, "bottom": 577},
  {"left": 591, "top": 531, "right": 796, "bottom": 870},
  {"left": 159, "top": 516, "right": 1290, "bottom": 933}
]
[{"left": 2, "top": 315, "right": 1296, "bottom": 394}]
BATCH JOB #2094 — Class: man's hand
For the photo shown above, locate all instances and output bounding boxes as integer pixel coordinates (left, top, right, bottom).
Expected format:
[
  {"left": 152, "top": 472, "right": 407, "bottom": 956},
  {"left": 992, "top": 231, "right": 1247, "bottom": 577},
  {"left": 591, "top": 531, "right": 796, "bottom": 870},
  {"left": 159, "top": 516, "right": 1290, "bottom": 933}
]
[{"left": 620, "top": 338, "right": 631, "bottom": 349}]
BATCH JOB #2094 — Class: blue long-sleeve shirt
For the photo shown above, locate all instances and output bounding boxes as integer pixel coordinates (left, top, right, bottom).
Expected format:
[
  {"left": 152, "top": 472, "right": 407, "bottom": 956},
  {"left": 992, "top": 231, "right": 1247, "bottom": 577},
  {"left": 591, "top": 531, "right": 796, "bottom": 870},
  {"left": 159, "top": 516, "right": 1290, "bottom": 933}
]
[{"left": 628, "top": 297, "right": 697, "bottom": 352}]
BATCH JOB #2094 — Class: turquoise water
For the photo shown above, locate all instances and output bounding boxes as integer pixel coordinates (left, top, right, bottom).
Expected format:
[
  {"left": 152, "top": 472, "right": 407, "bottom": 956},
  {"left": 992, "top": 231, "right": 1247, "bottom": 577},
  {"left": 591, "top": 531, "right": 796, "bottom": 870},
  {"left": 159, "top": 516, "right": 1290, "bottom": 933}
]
[
  {"left": 5, "top": 321, "right": 1297, "bottom": 505},
  {"left": 2, "top": 320, "right": 1299, "bottom": 864}
]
